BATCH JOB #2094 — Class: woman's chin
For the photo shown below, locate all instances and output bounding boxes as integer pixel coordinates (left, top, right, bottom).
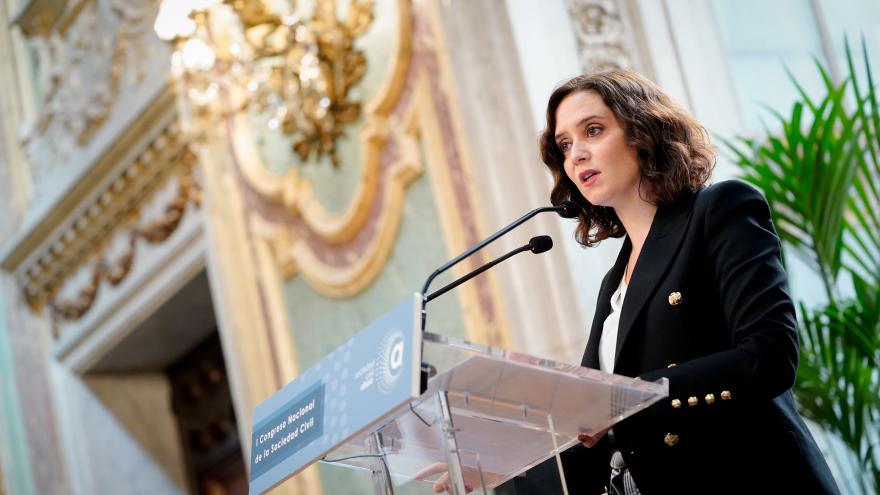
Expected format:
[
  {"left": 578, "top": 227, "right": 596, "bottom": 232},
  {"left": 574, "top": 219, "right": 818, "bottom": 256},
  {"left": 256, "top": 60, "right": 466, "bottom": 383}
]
[{"left": 583, "top": 192, "right": 608, "bottom": 207}]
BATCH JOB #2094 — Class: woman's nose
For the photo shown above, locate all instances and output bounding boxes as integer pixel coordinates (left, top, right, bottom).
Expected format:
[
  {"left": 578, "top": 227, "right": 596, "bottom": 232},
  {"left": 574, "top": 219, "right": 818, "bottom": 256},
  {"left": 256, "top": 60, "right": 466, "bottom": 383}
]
[{"left": 571, "top": 140, "right": 589, "bottom": 163}]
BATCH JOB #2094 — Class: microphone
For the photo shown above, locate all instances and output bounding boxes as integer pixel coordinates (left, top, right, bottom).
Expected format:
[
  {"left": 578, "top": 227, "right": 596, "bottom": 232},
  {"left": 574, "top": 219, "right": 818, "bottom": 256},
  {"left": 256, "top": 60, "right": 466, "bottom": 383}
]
[
  {"left": 554, "top": 200, "right": 582, "bottom": 219},
  {"left": 425, "top": 235, "right": 553, "bottom": 303}
]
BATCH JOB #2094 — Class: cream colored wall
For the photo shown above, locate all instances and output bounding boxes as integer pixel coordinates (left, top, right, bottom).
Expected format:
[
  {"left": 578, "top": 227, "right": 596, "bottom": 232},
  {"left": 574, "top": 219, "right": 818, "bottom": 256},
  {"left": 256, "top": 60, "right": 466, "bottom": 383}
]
[
  {"left": 51, "top": 370, "right": 188, "bottom": 495},
  {"left": 0, "top": 278, "right": 66, "bottom": 495},
  {"left": 0, "top": 2, "right": 32, "bottom": 490},
  {"left": 0, "top": 277, "right": 35, "bottom": 495},
  {"left": 0, "top": 0, "right": 34, "bottom": 232}
]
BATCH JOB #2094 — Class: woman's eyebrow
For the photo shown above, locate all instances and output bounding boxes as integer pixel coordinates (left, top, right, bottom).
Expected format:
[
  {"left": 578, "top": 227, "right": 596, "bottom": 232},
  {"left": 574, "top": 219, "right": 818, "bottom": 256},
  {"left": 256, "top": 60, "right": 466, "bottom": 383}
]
[{"left": 555, "top": 115, "right": 606, "bottom": 141}]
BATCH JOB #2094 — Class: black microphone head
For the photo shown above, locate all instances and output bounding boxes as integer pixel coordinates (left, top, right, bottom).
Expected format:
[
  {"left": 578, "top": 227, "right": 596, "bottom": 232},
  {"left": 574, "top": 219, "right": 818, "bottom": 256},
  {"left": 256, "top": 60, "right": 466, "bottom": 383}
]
[
  {"left": 528, "top": 235, "right": 553, "bottom": 254},
  {"left": 555, "top": 201, "right": 581, "bottom": 218}
]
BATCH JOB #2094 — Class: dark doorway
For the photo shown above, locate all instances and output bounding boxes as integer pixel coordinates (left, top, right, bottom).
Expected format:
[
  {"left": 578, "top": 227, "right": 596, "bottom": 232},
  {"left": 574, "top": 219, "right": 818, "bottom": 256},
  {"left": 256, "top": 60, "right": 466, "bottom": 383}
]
[{"left": 167, "top": 334, "right": 247, "bottom": 495}]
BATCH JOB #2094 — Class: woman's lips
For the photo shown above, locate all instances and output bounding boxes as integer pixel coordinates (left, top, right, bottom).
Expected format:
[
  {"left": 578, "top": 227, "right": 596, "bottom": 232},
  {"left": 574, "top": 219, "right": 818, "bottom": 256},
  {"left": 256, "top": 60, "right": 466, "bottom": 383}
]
[
  {"left": 584, "top": 173, "right": 599, "bottom": 187},
  {"left": 580, "top": 170, "right": 600, "bottom": 186}
]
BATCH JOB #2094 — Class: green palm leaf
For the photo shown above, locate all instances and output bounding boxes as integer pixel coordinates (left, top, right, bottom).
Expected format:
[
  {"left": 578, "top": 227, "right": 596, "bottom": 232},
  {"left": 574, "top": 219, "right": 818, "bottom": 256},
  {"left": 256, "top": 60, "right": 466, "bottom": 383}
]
[
  {"left": 725, "top": 38, "right": 880, "bottom": 494},
  {"left": 797, "top": 298, "right": 880, "bottom": 492}
]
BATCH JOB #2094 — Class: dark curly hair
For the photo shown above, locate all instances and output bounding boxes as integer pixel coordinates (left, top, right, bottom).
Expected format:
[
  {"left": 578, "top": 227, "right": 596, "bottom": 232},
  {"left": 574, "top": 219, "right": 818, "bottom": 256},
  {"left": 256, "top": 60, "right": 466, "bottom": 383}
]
[{"left": 540, "top": 69, "right": 714, "bottom": 247}]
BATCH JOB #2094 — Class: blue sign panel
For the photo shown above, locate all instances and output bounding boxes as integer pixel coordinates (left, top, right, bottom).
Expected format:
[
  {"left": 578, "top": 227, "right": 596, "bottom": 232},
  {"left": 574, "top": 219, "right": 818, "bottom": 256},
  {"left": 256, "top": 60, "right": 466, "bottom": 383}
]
[
  {"left": 250, "top": 382, "right": 325, "bottom": 480},
  {"left": 249, "top": 294, "right": 421, "bottom": 494}
]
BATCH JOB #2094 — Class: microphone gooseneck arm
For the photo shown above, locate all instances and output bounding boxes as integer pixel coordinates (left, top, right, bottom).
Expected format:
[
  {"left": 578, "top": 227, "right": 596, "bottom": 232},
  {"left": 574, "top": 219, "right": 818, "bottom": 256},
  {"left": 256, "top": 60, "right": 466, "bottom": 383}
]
[
  {"left": 426, "top": 246, "right": 529, "bottom": 303},
  {"left": 420, "top": 203, "right": 575, "bottom": 297},
  {"left": 425, "top": 235, "right": 553, "bottom": 304}
]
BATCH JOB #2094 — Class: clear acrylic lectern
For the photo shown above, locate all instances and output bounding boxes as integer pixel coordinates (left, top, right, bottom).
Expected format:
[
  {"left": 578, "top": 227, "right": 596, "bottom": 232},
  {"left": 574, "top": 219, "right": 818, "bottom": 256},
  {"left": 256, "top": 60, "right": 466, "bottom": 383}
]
[{"left": 320, "top": 331, "right": 668, "bottom": 494}]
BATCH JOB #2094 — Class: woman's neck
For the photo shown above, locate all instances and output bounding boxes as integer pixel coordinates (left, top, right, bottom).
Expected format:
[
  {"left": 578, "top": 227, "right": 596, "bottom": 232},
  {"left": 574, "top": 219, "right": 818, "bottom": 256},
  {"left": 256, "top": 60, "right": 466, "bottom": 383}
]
[{"left": 615, "top": 188, "right": 657, "bottom": 257}]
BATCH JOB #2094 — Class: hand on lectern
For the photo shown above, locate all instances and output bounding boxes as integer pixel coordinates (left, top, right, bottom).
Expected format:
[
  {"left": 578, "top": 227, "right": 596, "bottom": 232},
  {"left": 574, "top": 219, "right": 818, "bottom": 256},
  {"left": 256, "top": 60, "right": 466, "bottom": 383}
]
[{"left": 578, "top": 427, "right": 609, "bottom": 448}]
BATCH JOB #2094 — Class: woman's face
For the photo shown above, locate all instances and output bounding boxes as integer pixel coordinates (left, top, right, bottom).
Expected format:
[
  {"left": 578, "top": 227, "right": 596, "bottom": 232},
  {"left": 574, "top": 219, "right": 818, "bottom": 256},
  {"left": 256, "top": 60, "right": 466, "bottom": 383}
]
[{"left": 554, "top": 90, "right": 643, "bottom": 210}]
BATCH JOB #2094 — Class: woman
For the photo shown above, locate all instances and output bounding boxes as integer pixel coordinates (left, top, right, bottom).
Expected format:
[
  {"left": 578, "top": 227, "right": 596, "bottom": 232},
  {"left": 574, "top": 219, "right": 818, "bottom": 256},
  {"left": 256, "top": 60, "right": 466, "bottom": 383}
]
[{"left": 526, "top": 70, "right": 840, "bottom": 494}]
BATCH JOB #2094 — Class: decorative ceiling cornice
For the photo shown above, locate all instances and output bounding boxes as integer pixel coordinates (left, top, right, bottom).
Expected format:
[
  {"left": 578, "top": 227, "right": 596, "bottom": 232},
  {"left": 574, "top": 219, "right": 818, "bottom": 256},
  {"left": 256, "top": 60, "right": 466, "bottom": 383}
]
[
  {"left": 12, "top": 121, "right": 200, "bottom": 323},
  {"left": 47, "top": 157, "right": 200, "bottom": 325}
]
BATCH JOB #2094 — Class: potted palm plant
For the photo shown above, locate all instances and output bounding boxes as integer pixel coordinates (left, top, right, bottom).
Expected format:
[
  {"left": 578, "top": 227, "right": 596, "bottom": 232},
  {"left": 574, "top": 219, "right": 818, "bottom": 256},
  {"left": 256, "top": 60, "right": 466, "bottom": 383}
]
[{"left": 725, "top": 39, "right": 880, "bottom": 494}]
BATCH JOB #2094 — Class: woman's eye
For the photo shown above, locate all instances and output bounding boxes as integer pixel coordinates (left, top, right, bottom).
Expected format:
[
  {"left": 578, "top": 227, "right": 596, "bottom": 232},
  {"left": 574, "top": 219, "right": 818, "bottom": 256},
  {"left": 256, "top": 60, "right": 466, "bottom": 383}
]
[
  {"left": 559, "top": 142, "right": 571, "bottom": 152},
  {"left": 587, "top": 126, "right": 602, "bottom": 136}
]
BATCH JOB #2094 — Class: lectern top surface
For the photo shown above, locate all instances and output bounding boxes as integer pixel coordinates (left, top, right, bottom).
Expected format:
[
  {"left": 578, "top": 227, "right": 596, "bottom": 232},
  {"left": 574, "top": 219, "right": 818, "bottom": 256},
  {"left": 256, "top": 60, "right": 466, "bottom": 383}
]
[{"left": 321, "top": 331, "right": 668, "bottom": 490}]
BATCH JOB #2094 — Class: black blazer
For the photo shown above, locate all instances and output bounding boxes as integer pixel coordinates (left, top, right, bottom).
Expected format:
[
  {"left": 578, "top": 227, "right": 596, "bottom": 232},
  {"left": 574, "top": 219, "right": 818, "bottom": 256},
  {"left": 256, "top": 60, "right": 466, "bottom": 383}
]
[{"left": 518, "top": 180, "right": 840, "bottom": 494}]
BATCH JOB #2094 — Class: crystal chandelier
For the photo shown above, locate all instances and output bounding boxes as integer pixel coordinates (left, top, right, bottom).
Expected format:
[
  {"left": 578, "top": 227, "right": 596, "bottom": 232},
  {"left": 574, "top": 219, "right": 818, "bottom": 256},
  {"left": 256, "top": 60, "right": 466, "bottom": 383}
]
[{"left": 153, "top": 0, "right": 374, "bottom": 166}]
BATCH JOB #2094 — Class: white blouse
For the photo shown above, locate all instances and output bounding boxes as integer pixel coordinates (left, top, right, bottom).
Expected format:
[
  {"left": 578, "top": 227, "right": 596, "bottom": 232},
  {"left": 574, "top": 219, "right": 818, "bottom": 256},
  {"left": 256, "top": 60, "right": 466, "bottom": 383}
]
[{"left": 599, "top": 276, "right": 628, "bottom": 373}]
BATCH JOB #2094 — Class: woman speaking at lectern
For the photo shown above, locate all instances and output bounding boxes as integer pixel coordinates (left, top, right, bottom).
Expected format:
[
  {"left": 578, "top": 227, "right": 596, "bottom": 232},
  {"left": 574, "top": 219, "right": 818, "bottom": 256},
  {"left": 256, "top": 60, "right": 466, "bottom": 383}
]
[{"left": 526, "top": 69, "right": 840, "bottom": 495}]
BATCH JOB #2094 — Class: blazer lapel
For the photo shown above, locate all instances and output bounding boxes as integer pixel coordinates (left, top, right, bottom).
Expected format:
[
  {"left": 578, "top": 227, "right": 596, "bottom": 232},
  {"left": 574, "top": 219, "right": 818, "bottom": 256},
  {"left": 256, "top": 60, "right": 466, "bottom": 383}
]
[
  {"left": 613, "top": 191, "right": 696, "bottom": 369},
  {"left": 582, "top": 238, "right": 630, "bottom": 368}
]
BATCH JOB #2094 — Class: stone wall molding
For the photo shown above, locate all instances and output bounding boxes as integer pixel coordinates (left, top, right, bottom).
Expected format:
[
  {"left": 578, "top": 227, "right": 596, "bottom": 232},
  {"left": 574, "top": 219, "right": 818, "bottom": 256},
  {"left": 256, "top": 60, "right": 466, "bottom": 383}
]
[{"left": 567, "top": 0, "right": 652, "bottom": 75}]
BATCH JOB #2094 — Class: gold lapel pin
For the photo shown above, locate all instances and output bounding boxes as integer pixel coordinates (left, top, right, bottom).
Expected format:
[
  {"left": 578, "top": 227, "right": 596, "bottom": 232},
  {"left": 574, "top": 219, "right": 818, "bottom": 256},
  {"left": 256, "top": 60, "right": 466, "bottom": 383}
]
[{"left": 668, "top": 291, "right": 683, "bottom": 306}]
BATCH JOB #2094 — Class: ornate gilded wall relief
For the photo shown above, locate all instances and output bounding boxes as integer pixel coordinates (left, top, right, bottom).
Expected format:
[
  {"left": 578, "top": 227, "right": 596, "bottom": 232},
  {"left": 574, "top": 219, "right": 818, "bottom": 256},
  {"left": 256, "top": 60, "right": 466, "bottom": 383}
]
[
  {"left": 567, "top": 0, "right": 648, "bottom": 72},
  {"left": 228, "top": 0, "right": 509, "bottom": 350},
  {"left": 13, "top": 122, "right": 201, "bottom": 335},
  {"left": 15, "top": 0, "right": 168, "bottom": 188},
  {"left": 232, "top": 0, "right": 420, "bottom": 296}
]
